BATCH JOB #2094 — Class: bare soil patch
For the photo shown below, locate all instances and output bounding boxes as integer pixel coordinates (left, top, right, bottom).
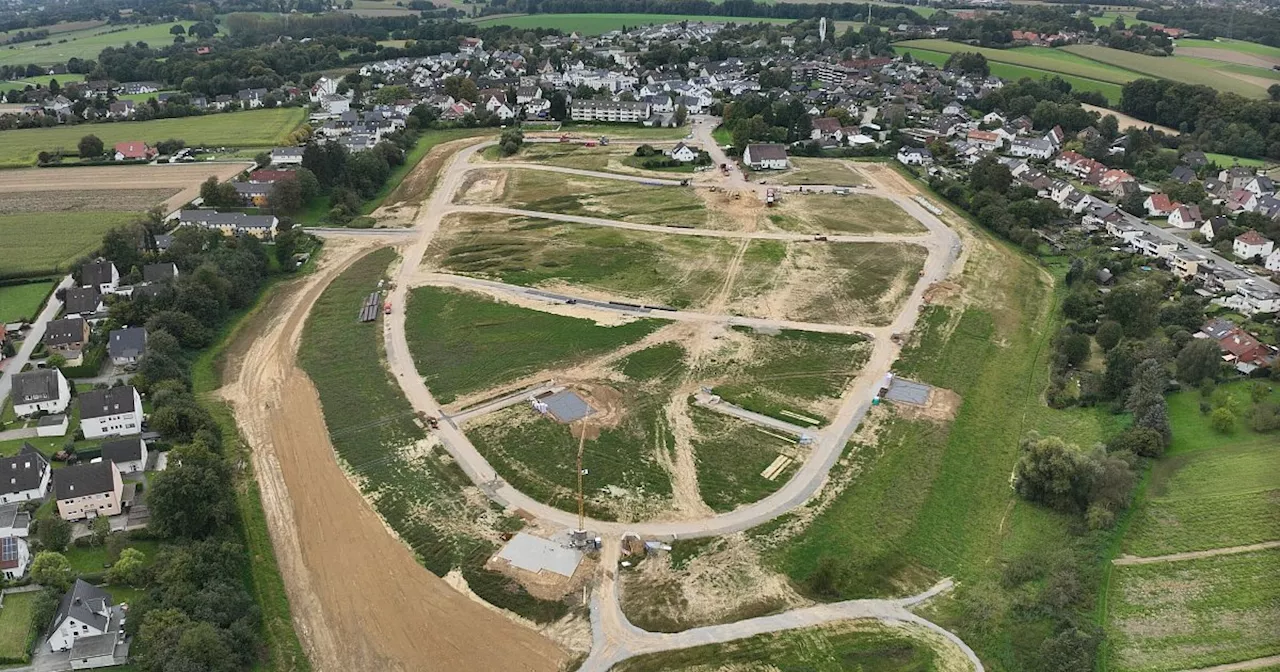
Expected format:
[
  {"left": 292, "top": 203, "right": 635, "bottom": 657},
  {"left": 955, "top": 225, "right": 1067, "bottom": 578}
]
[
  {"left": 376, "top": 136, "right": 488, "bottom": 225},
  {"left": 0, "top": 188, "right": 179, "bottom": 214},
  {"left": 891, "top": 387, "right": 962, "bottom": 422},
  {"left": 1081, "top": 104, "right": 1181, "bottom": 135},
  {"left": 0, "top": 163, "right": 250, "bottom": 213},
  {"left": 219, "top": 239, "right": 567, "bottom": 672}
]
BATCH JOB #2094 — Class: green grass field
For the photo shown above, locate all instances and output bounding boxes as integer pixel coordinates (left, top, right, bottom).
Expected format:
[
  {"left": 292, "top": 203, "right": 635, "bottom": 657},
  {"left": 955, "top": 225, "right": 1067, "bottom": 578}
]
[
  {"left": 0, "top": 107, "right": 305, "bottom": 167},
  {"left": 0, "top": 280, "right": 53, "bottom": 322},
  {"left": 1173, "top": 54, "right": 1280, "bottom": 81},
  {"left": 1064, "top": 44, "right": 1270, "bottom": 98},
  {"left": 299, "top": 248, "right": 569, "bottom": 622},
  {"left": 468, "top": 168, "right": 708, "bottom": 228},
  {"left": 1107, "top": 548, "right": 1280, "bottom": 672},
  {"left": 0, "top": 22, "right": 195, "bottom": 67},
  {"left": 0, "top": 591, "right": 36, "bottom": 662},
  {"left": 772, "top": 158, "right": 867, "bottom": 187},
  {"left": 691, "top": 406, "right": 798, "bottom": 513},
  {"left": 614, "top": 621, "right": 943, "bottom": 672},
  {"left": 405, "top": 285, "right": 664, "bottom": 404},
  {"left": 897, "top": 39, "right": 1140, "bottom": 84},
  {"left": 471, "top": 13, "right": 793, "bottom": 34},
  {"left": 894, "top": 46, "right": 1126, "bottom": 104},
  {"left": 0, "top": 211, "right": 138, "bottom": 279},
  {"left": 1176, "top": 38, "right": 1280, "bottom": 60}
]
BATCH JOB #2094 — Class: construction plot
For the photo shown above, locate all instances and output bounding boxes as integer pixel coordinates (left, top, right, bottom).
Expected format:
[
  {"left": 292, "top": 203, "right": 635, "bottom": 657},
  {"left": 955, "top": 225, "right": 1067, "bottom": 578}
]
[
  {"left": 765, "top": 193, "right": 926, "bottom": 235},
  {"left": 454, "top": 167, "right": 709, "bottom": 228},
  {"left": 885, "top": 377, "right": 931, "bottom": 405},
  {"left": 491, "top": 142, "right": 696, "bottom": 178},
  {"left": 538, "top": 389, "right": 594, "bottom": 423},
  {"left": 772, "top": 158, "right": 868, "bottom": 187},
  {"left": 493, "top": 532, "right": 584, "bottom": 578},
  {"left": 689, "top": 406, "right": 805, "bottom": 513}
]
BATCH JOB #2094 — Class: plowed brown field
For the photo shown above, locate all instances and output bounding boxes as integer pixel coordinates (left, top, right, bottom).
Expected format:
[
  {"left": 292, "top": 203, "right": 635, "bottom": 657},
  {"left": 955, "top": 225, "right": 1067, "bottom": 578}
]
[{"left": 0, "top": 162, "right": 251, "bottom": 212}]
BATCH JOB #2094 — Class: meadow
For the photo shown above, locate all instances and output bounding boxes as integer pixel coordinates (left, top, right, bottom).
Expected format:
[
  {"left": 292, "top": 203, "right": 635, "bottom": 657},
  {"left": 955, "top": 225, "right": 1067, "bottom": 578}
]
[
  {"left": 470, "top": 13, "right": 793, "bottom": 34},
  {"left": 404, "top": 285, "right": 663, "bottom": 404},
  {"left": 0, "top": 107, "right": 305, "bottom": 167},
  {"left": 0, "top": 280, "right": 53, "bottom": 322},
  {"left": 691, "top": 406, "right": 797, "bottom": 513},
  {"left": 0, "top": 22, "right": 196, "bottom": 67},
  {"left": 467, "top": 168, "right": 709, "bottom": 228},
  {"left": 0, "top": 211, "right": 138, "bottom": 279},
  {"left": 768, "top": 193, "right": 924, "bottom": 234},
  {"left": 896, "top": 39, "right": 1140, "bottom": 84},
  {"left": 893, "top": 46, "right": 1126, "bottom": 104},
  {"left": 1064, "top": 44, "right": 1270, "bottom": 98},
  {"left": 298, "top": 248, "right": 569, "bottom": 622},
  {"left": 1175, "top": 38, "right": 1280, "bottom": 60},
  {"left": 772, "top": 157, "right": 867, "bottom": 187}
]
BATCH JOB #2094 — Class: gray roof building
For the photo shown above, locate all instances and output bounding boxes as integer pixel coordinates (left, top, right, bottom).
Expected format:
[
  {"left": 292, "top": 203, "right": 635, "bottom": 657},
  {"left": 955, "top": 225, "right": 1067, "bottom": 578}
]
[
  {"left": 108, "top": 327, "right": 146, "bottom": 362},
  {"left": 0, "top": 444, "right": 49, "bottom": 497},
  {"left": 63, "top": 287, "right": 102, "bottom": 316},
  {"left": 81, "top": 261, "right": 116, "bottom": 288},
  {"left": 142, "top": 262, "right": 177, "bottom": 283},
  {"left": 53, "top": 461, "right": 117, "bottom": 500},
  {"left": 100, "top": 438, "right": 146, "bottom": 465},
  {"left": 10, "top": 369, "right": 61, "bottom": 406},
  {"left": 78, "top": 387, "right": 138, "bottom": 421},
  {"left": 50, "top": 579, "right": 113, "bottom": 635},
  {"left": 43, "top": 317, "right": 87, "bottom": 348}
]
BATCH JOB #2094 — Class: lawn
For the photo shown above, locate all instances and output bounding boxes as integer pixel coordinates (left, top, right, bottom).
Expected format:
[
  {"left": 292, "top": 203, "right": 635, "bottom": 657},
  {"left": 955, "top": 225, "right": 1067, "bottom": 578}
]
[
  {"left": 427, "top": 212, "right": 739, "bottom": 309},
  {"left": 1064, "top": 44, "right": 1270, "bottom": 98},
  {"left": 0, "top": 211, "right": 138, "bottom": 279},
  {"left": 1107, "top": 548, "right": 1280, "bottom": 672},
  {"left": 498, "top": 142, "right": 691, "bottom": 178},
  {"left": 63, "top": 539, "right": 161, "bottom": 574},
  {"left": 0, "top": 22, "right": 196, "bottom": 67},
  {"left": 690, "top": 406, "right": 797, "bottom": 513},
  {"left": 470, "top": 13, "right": 793, "bottom": 34},
  {"left": 0, "top": 590, "right": 36, "bottom": 662},
  {"left": 464, "top": 167, "right": 708, "bottom": 228},
  {"left": 0, "top": 107, "right": 305, "bottom": 167},
  {"left": 404, "top": 284, "right": 664, "bottom": 404},
  {"left": 1173, "top": 54, "right": 1280, "bottom": 81},
  {"left": 894, "top": 46, "right": 1126, "bottom": 104},
  {"left": 1206, "top": 152, "right": 1272, "bottom": 169},
  {"left": 560, "top": 123, "right": 691, "bottom": 140},
  {"left": 0, "top": 280, "right": 53, "bottom": 322},
  {"left": 768, "top": 193, "right": 925, "bottom": 234},
  {"left": 772, "top": 157, "right": 867, "bottom": 187},
  {"left": 613, "top": 621, "right": 944, "bottom": 672},
  {"left": 299, "top": 248, "right": 569, "bottom": 622}
]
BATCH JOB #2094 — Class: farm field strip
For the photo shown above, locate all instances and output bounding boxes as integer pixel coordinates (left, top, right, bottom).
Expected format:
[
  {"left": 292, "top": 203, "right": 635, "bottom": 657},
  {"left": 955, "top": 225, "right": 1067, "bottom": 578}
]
[
  {"left": 0, "top": 280, "right": 53, "bottom": 323},
  {"left": 896, "top": 39, "right": 1142, "bottom": 84},
  {"left": 1064, "top": 44, "right": 1270, "bottom": 98},
  {"left": 0, "top": 211, "right": 140, "bottom": 278},
  {"left": 893, "top": 46, "right": 1125, "bottom": 104},
  {"left": 0, "top": 21, "right": 198, "bottom": 67}
]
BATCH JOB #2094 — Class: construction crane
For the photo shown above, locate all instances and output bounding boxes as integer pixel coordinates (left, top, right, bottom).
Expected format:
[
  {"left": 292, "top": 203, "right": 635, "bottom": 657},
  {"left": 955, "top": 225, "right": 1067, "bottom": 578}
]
[{"left": 576, "top": 423, "right": 586, "bottom": 533}]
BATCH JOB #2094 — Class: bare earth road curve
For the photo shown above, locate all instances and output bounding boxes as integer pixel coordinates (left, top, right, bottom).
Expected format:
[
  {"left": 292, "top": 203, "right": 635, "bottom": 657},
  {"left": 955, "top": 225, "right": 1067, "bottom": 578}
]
[
  {"left": 1113, "top": 540, "right": 1280, "bottom": 565},
  {"left": 220, "top": 237, "right": 567, "bottom": 672}
]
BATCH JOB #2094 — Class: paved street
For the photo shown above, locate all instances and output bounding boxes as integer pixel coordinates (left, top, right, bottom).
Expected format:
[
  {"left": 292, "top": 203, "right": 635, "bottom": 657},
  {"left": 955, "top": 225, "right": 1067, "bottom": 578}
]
[{"left": 0, "top": 275, "right": 72, "bottom": 412}]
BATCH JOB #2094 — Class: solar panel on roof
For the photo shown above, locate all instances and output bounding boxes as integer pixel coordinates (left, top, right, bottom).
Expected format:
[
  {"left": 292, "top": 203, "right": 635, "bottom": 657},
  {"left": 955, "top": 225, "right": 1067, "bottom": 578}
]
[{"left": 1, "top": 537, "right": 17, "bottom": 563}]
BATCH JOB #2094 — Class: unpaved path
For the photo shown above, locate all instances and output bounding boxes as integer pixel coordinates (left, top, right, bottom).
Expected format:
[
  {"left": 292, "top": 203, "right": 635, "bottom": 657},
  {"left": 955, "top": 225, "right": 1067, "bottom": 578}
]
[
  {"left": 219, "top": 237, "right": 567, "bottom": 672},
  {"left": 1175, "top": 46, "right": 1280, "bottom": 68},
  {"left": 1081, "top": 104, "right": 1181, "bottom": 135},
  {"left": 1113, "top": 540, "right": 1280, "bottom": 565},
  {"left": 1174, "top": 655, "right": 1280, "bottom": 672}
]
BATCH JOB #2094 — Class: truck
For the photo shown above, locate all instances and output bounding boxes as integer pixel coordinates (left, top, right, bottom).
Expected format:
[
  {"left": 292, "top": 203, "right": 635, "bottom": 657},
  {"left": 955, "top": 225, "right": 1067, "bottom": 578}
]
[
  {"left": 384, "top": 300, "right": 393, "bottom": 315},
  {"left": 585, "top": 141, "right": 597, "bottom": 147},
  {"left": 720, "top": 163, "right": 729, "bottom": 174}
]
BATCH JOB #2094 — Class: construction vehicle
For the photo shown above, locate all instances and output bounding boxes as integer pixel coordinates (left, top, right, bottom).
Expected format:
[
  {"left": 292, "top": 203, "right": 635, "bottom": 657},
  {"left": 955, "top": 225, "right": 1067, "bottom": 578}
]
[
  {"left": 680, "top": 178, "right": 691, "bottom": 186},
  {"left": 766, "top": 189, "right": 776, "bottom": 206},
  {"left": 599, "top": 136, "right": 609, "bottom": 146},
  {"left": 384, "top": 300, "right": 393, "bottom": 315},
  {"left": 720, "top": 163, "right": 729, "bottom": 174},
  {"left": 426, "top": 416, "right": 440, "bottom": 430},
  {"left": 584, "top": 141, "right": 597, "bottom": 147},
  {"left": 558, "top": 134, "right": 570, "bottom": 143}
]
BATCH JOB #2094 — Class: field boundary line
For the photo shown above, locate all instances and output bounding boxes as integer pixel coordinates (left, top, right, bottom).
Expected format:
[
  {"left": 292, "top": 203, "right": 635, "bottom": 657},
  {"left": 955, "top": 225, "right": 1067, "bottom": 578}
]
[
  {"left": 1112, "top": 540, "right": 1280, "bottom": 566},
  {"left": 1173, "top": 655, "right": 1280, "bottom": 672}
]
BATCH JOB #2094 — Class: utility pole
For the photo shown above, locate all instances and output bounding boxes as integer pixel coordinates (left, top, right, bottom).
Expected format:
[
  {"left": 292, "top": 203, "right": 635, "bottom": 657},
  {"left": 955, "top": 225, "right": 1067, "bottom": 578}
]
[{"left": 576, "top": 422, "right": 586, "bottom": 533}]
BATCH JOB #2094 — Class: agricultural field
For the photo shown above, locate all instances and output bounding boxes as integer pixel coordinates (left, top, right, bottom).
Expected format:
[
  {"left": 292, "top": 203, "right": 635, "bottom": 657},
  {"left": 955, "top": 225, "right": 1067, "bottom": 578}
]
[
  {"left": 771, "top": 157, "right": 867, "bottom": 187},
  {"left": 1064, "top": 44, "right": 1270, "bottom": 98},
  {"left": 0, "top": 590, "right": 36, "bottom": 662},
  {"left": 0, "top": 211, "right": 138, "bottom": 279},
  {"left": 1106, "top": 548, "right": 1280, "bottom": 672},
  {"left": 0, "top": 72, "right": 86, "bottom": 93},
  {"left": 404, "top": 284, "right": 664, "bottom": 405},
  {"left": 766, "top": 192, "right": 924, "bottom": 235},
  {"left": 0, "top": 188, "right": 178, "bottom": 214},
  {"left": 0, "top": 280, "right": 53, "bottom": 322},
  {"left": 896, "top": 40, "right": 1139, "bottom": 85},
  {"left": 893, "top": 45, "right": 1126, "bottom": 104},
  {"left": 0, "top": 22, "right": 197, "bottom": 67},
  {"left": 488, "top": 142, "right": 696, "bottom": 178},
  {"left": 298, "top": 248, "right": 570, "bottom": 622},
  {"left": 426, "top": 212, "right": 740, "bottom": 309},
  {"left": 613, "top": 621, "right": 961, "bottom": 672},
  {"left": 1175, "top": 38, "right": 1280, "bottom": 63},
  {"left": 690, "top": 405, "right": 801, "bottom": 513},
  {"left": 0, "top": 107, "right": 305, "bottom": 167},
  {"left": 470, "top": 13, "right": 794, "bottom": 34},
  {"left": 456, "top": 168, "right": 709, "bottom": 228}
]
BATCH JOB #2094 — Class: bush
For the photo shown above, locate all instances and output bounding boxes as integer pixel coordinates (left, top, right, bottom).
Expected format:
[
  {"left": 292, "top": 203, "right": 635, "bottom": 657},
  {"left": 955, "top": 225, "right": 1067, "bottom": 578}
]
[
  {"left": 1107, "top": 426, "right": 1164, "bottom": 458},
  {"left": 1210, "top": 407, "right": 1236, "bottom": 434}
]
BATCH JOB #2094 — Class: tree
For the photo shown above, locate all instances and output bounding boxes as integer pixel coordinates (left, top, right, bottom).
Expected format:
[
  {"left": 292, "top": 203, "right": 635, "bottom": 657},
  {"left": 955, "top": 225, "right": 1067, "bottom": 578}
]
[
  {"left": 674, "top": 103, "right": 688, "bottom": 127},
  {"left": 1013, "top": 434, "right": 1094, "bottom": 514},
  {"left": 1176, "top": 338, "right": 1221, "bottom": 384},
  {"left": 38, "top": 515, "right": 70, "bottom": 552},
  {"left": 944, "top": 51, "right": 989, "bottom": 76},
  {"left": 107, "top": 548, "right": 147, "bottom": 586},
  {"left": 254, "top": 151, "right": 270, "bottom": 167},
  {"left": 78, "top": 134, "right": 104, "bottom": 159},
  {"left": 1128, "top": 359, "right": 1172, "bottom": 443},
  {"left": 30, "top": 551, "right": 72, "bottom": 591},
  {"left": 548, "top": 91, "right": 567, "bottom": 121},
  {"left": 1107, "top": 426, "right": 1164, "bottom": 458},
  {"left": 443, "top": 75, "right": 478, "bottom": 103},
  {"left": 269, "top": 177, "right": 304, "bottom": 214},
  {"left": 969, "top": 156, "right": 1013, "bottom": 194},
  {"left": 498, "top": 128, "right": 524, "bottom": 157},
  {"left": 1210, "top": 407, "right": 1235, "bottom": 434},
  {"left": 1105, "top": 282, "right": 1161, "bottom": 337},
  {"left": 170, "top": 24, "right": 186, "bottom": 36},
  {"left": 89, "top": 516, "right": 111, "bottom": 546},
  {"left": 199, "top": 176, "right": 240, "bottom": 209},
  {"left": 1058, "top": 331, "right": 1090, "bottom": 369},
  {"left": 148, "top": 442, "right": 235, "bottom": 539},
  {"left": 1096, "top": 321, "right": 1124, "bottom": 351}
]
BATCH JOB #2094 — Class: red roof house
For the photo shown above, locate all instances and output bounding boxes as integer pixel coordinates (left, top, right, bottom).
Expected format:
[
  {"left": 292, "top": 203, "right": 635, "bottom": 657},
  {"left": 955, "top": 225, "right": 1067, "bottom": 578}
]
[{"left": 113, "top": 141, "right": 156, "bottom": 161}]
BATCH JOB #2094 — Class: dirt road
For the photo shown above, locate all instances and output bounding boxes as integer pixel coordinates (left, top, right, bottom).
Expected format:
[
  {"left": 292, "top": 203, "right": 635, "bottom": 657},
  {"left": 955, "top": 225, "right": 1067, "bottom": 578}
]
[
  {"left": 1113, "top": 540, "right": 1280, "bottom": 565},
  {"left": 0, "top": 162, "right": 252, "bottom": 213},
  {"left": 220, "top": 237, "right": 567, "bottom": 672}
]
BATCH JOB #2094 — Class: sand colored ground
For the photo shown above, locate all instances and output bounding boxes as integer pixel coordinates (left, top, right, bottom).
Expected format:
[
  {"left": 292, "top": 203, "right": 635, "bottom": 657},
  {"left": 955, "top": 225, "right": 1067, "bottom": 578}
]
[
  {"left": 0, "top": 162, "right": 251, "bottom": 212},
  {"left": 219, "top": 238, "right": 567, "bottom": 672}
]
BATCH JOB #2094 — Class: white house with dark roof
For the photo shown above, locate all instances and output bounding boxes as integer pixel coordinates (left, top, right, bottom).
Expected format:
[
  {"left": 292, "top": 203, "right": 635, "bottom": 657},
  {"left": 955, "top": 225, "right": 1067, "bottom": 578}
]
[
  {"left": 78, "top": 387, "right": 143, "bottom": 440},
  {"left": 47, "top": 579, "right": 128, "bottom": 665},
  {"left": 53, "top": 461, "right": 123, "bottom": 522},
  {"left": 0, "top": 502, "right": 31, "bottom": 580},
  {"left": 10, "top": 368, "right": 70, "bottom": 416},
  {"left": 668, "top": 142, "right": 698, "bottom": 163},
  {"left": 0, "top": 443, "right": 50, "bottom": 504},
  {"left": 100, "top": 438, "right": 148, "bottom": 474},
  {"left": 62, "top": 288, "right": 103, "bottom": 321},
  {"left": 80, "top": 261, "right": 118, "bottom": 294},
  {"left": 743, "top": 143, "right": 789, "bottom": 170},
  {"left": 107, "top": 327, "right": 146, "bottom": 367}
]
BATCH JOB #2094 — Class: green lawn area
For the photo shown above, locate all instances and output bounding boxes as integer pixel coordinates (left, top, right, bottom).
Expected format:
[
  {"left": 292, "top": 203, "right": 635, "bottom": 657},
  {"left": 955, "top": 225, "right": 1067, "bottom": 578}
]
[
  {"left": 0, "top": 211, "right": 138, "bottom": 279},
  {"left": 1205, "top": 152, "right": 1272, "bottom": 169},
  {"left": 0, "top": 22, "right": 196, "bottom": 67},
  {"left": 0, "top": 107, "right": 305, "bottom": 167},
  {"left": 1107, "top": 548, "right": 1280, "bottom": 672},
  {"left": 894, "top": 46, "right": 1126, "bottom": 104},
  {"left": 63, "top": 539, "right": 162, "bottom": 574},
  {"left": 0, "top": 590, "right": 36, "bottom": 662},
  {"left": 497, "top": 142, "right": 693, "bottom": 178},
  {"left": 1064, "top": 44, "right": 1270, "bottom": 99},
  {"left": 1173, "top": 55, "right": 1280, "bottom": 81},
  {"left": 470, "top": 13, "right": 792, "bottom": 34},
  {"left": 560, "top": 123, "right": 691, "bottom": 140},
  {"left": 299, "top": 248, "right": 568, "bottom": 622},
  {"left": 690, "top": 406, "right": 796, "bottom": 513},
  {"left": 0, "top": 280, "right": 53, "bottom": 322},
  {"left": 405, "top": 284, "right": 664, "bottom": 404},
  {"left": 614, "top": 621, "right": 944, "bottom": 672},
  {"left": 428, "top": 212, "right": 740, "bottom": 309},
  {"left": 467, "top": 167, "right": 709, "bottom": 228},
  {"left": 1176, "top": 38, "right": 1280, "bottom": 60}
]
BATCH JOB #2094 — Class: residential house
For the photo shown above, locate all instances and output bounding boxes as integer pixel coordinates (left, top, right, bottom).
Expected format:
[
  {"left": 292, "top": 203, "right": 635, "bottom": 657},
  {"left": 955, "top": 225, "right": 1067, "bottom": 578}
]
[
  {"left": 967, "top": 129, "right": 1001, "bottom": 151},
  {"left": 668, "top": 142, "right": 698, "bottom": 163},
  {"left": 100, "top": 438, "right": 148, "bottom": 474},
  {"left": 743, "top": 143, "right": 789, "bottom": 170},
  {"left": 81, "top": 261, "right": 118, "bottom": 293},
  {"left": 897, "top": 146, "right": 933, "bottom": 166},
  {"left": 53, "top": 461, "right": 124, "bottom": 522},
  {"left": 0, "top": 444, "right": 50, "bottom": 504},
  {"left": 1182, "top": 150, "right": 1208, "bottom": 168},
  {"left": 46, "top": 579, "right": 128, "bottom": 668},
  {"left": 1234, "top": 231, "right": 1274, "bottom": 260},
  {"left": 10, "top": 368, "right": 70, "bottom": 417},
  {"left": 270, "top": 147, "right": 304, "bottom": 166},
  {"left": 78, "top": 386, "right": 143, "bottom": 440},
  {"left": 1009, "top": 137, "right": 1053, "bottom": 159},
  {"left": 232, "top": 181, "right": 272, "bottom": 207},
  {"left": 1266, "top": 248, "right": 1280, "bottom": 273},
  {"left": 62, "top": 288, "right": 103, "bottom": 321},
  {"left": 570, "top": 99, "right": 652, "bottom": 123},
  {"left": 1132, "top": 233, "right": 1177, "bottom": 259},
  {"left": 1168, "top": 204, "right": 1203, "bottom": 230},
  {"left": 0, "top": 503, "right": 31, "bottom": 580},
  {"left": 1144, "top": 193, "right": 1177, "bottom": 217},
  {"left": 113, "top": 141, "right": 155, "bottom": 161},
  {"left": 141, "top": 262, "right": 178, "bottom": 284},
  {"left": 810, "top": 116, "right": 844, "bottom": 142},
  {"left": 107, "top": 327, "right": 146, "bottom": 367},
  {"left": 1199, "top": 318, "right": 1278, "bottom": 373},
  {"left": 106, "top": 101, "right": 133, "bottom": 119},
  {"left": 1201, "top": 216, "right": 1230, "bottom": 241},
  {"left": 175, "top": 210, "right": 278, "bottom": 239},
  {"left": 1171, "top": 165, "right": 1196, "bottom": 184},
  {"left": 43, "top": 317, "right": 89, "bottom": 363},
  {"left": 1169, "top": 249, "right": 1204, "bottom": 279}
]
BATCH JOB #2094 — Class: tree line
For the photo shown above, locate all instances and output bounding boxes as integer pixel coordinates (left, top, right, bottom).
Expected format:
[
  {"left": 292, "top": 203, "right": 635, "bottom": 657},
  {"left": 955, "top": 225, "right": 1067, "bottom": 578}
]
[
  {"left": 1120, "top": 78, "right": 1280, "bottom": 159},
  {"left": 483, "top": 0, "right": 928, "bottom": 25}
]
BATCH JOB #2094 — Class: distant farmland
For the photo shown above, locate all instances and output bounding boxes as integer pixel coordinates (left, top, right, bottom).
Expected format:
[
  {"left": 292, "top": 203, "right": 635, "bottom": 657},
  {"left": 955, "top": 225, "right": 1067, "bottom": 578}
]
[
  {"left": 892, "top": 42, "right": 1128, "bottom": 104},
  {"left": 1064, "top": 44, "right": 1270, "bottom": 98}
]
